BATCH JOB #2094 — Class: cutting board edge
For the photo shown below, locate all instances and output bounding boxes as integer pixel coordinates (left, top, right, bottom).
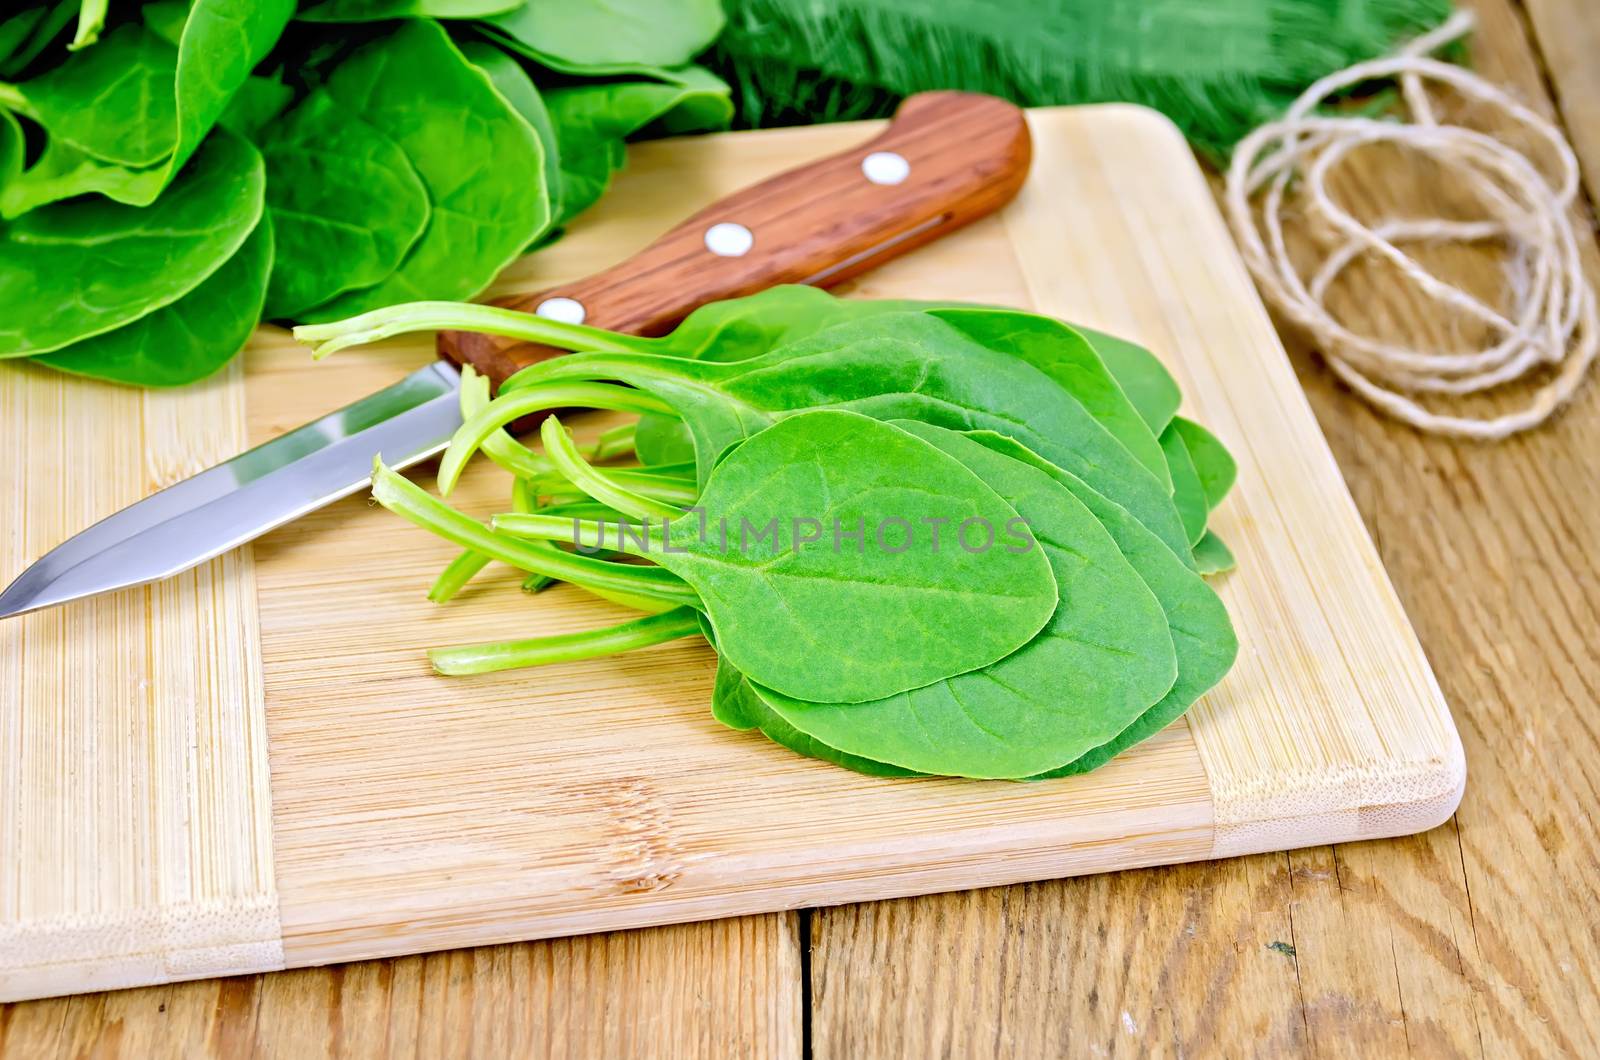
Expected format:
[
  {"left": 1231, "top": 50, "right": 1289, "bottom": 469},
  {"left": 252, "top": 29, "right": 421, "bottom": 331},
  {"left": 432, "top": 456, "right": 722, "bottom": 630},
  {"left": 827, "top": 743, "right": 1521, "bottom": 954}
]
[
  {"left": 1209, "top": 739, "right": 1466, "bottom": 858},
  {"left": 0, "top": 888, "right": 286, "bottom": 1004}
]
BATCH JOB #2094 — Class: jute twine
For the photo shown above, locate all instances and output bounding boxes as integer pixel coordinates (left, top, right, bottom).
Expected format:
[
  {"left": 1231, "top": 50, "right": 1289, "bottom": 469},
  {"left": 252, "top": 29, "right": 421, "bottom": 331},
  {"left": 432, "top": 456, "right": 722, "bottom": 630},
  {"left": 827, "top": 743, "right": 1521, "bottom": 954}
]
[{"left": 1224, "top": 11, "right": 1596, "bottom": 439}]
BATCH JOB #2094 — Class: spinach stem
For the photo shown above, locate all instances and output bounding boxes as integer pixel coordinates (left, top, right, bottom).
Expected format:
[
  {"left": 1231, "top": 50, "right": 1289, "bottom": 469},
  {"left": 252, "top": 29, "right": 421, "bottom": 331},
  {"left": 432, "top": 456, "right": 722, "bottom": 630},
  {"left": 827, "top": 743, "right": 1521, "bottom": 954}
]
[
  {"left": 428, "top": 471, "right": 541, "bottom": 603},
  {"left": 428, "top": 606, "right": 703, "bottom": 676},
  {"left": 590, "top": 423, "right": 638, "bottom": 462},
  {"left": 428, "top": 549, "right": 492, "bottom": 604},
  {"left": 540, "top": 414, "right": 684, "bottom": 521},
  {"left": 293, "top": 301, "right": 656, "bottom": 359},
  {"left": 437, "top": 381, "right": 670, "bottom": 496},
  {"left": 526, "top": 466, "right": 697, "bottom": 506},
  {"left": 518, "top": 540, "right": 678, "bottom": 613},
  {"left": 458, "top": 364, "right": 550, "bottom": 478},
  {"left": 372, "top": 459, "right": 696, "bottom": 607},
  {"left": 492, "top": 512, "right": 672, "bottom": 560}
]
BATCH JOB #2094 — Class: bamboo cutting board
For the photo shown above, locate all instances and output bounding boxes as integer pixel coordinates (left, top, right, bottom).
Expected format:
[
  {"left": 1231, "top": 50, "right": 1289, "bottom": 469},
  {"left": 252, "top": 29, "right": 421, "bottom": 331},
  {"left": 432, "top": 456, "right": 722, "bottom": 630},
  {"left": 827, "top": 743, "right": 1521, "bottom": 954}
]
[{"left": 0, "top": 105, "right": 1464, "bottom": 1002}]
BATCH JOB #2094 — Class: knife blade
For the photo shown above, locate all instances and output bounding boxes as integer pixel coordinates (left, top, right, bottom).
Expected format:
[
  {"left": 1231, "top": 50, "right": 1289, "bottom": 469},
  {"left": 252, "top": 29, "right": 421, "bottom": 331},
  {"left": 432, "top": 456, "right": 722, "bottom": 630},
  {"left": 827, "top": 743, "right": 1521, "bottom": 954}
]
[{"left": 0, "top": 91, "right": 1031, "bottom": 619}]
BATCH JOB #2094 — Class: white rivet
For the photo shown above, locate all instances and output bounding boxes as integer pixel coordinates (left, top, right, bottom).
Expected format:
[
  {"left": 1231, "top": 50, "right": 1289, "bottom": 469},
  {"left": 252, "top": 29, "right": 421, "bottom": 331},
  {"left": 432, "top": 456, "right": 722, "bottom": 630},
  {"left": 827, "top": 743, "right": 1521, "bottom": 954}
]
[
  {"left": 704, "top": 222, "right": 754, "bottom": 257},
  {"left": 535, "top": 296, "right": 586, "bottom": 325},
  {"left": 862, "top": 151, "right": 910, "bottom": 186}
]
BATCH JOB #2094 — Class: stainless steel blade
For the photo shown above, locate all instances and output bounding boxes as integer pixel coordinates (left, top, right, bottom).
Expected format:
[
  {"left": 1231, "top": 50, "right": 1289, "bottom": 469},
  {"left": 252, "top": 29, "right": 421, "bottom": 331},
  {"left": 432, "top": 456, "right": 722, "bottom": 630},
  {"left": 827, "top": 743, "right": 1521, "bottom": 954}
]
[{"left": 0, "top": 361, "right": 463, "bottom": 619}]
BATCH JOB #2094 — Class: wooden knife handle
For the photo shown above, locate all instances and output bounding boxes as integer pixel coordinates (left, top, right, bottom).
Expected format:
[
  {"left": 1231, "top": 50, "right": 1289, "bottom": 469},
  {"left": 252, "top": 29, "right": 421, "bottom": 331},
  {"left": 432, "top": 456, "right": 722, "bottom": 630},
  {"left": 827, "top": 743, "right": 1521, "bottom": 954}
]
[{"left": 437, "top": 91, "right": 1032, "bottom": 388}]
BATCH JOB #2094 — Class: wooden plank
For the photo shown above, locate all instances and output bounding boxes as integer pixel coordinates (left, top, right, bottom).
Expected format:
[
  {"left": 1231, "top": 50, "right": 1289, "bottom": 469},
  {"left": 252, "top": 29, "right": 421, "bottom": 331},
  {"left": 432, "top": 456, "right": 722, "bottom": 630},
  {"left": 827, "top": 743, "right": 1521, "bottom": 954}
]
[
  {"left": 810, "top": 0, "right": 1600, "bottom": 1054},
  {"left": 0, "top": 915, "right": 802, "bottom": 1059},
  {"left": 1522, "top": 0, "right": 1600, "bottom": 209}
]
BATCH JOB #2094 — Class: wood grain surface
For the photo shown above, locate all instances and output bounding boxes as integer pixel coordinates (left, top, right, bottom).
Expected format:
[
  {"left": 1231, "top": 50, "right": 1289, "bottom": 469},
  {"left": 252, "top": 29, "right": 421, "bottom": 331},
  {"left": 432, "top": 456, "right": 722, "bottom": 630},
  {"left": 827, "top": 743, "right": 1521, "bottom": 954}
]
[
  {"left": 0, "top": 359, "right": 283, "bottom": 1000},
  {"left": 3, "top": 0, "right": 1597, "bottom": 1054}
]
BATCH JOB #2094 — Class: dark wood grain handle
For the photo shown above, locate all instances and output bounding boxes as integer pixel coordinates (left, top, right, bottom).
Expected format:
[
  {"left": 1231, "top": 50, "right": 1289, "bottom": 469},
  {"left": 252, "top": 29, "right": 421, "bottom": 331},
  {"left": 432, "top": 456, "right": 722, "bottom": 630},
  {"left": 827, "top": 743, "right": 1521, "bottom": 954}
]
[{"left": 437, "top": 91, "right": 1032, "bottom": 388}]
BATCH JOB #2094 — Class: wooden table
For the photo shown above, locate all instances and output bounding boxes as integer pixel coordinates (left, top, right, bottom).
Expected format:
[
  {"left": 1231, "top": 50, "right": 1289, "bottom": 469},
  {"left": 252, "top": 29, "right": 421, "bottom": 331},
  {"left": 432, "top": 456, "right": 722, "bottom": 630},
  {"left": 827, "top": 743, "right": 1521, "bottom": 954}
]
[{"left": 3, "top": 0, "right": 1597, "bottom": 1054}]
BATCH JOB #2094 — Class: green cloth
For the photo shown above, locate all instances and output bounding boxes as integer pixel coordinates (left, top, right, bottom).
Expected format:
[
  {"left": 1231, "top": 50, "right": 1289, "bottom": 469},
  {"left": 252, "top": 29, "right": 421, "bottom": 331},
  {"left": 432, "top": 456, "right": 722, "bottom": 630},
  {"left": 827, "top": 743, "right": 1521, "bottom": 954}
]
[{"left": 708, "top": 0, "right": 1454, "bottom": 154}]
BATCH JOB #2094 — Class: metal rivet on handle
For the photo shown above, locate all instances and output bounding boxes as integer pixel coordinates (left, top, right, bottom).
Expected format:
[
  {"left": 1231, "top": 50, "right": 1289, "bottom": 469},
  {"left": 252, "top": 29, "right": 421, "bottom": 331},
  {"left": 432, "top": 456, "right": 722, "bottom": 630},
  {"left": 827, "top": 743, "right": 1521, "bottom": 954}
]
[
  {"left": 535, "top": 296, "right": 586, "bottom": 325},
  {"left": 704, "top": 222, "right": 754, "bottom": 257},
  {"left": 862, "top": 151, "right": 910, "bottom": 186}
]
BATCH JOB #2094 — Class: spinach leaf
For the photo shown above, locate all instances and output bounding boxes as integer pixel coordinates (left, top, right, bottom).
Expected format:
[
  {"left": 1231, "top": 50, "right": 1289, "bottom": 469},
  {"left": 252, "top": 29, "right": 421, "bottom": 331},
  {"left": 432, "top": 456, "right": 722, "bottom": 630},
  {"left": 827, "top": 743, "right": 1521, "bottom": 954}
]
[
  {"left": 1082, "top": 327, "right": 1182, "bottom": 437},
  {"left": 926, "top": 307, "right": 1169, "bottom": 488},
  {"left": 638, "top": 410, "right": 1059, "bottom": 704},
  {"left": 544, "top": 66, "right": 732, "bottom": 223},
  {"left": 458, "top": 39, "right": 563, "bottom": 231},
  {"left": 299, "top": 19, "right": 549, "bottom": 320},
  {"left": 0, "top": 9, "right": 51, "bottom": 70},
  {"left": 218, "top": 73, "right": 295, "bottom": 138},
  {"left": 968, "top": 435, "right": 1237, "bottom": 777},
  {"left": 634, "top": 286, "right": 867, "bottom": 463},
  {"left": 0, "top": 2, "right": 76, "bottom": 77},
  {"left": 654, "top": 284, "right": 861, "bottom": 359},
  {"left": 1193, "top": 530, "right": 1237, "bottom": 575},
  {"left": 256, "top": 89, "right": 430, "bottom": 319},
  {"left": 484, "top": 0, "right": 725, "bottom": 75},
  {"left": 631, "top": 289, "right": 1170, "bottom": 495},
  {"left": 1172, "top": 415, "right": 1238, "bottom": 510},
  {"left": 297, "top": 0, "right": 524, "bottom": 20},
  {"left": 36, "top": 214, "right": 274, "bottom": 386},
  {"left": 703, "top": 617, "right": 923, "bottom": 775},
  {"left": 1161, "top": 423, "right": 1209, "bottom": 547},
  {"left": 140, "top": 1, "right": 189, "bottom": 45},
  {"left": 498, "top": 310, "right": 1194, "bottom": 560},
  {"left": 1, "top": 0, "right": 293, "bottom": 212},
  {"left": 758, "top": 424, "right": 1177, "bottom": 779},
  {"left": 718, "top": 658, "right": 925, "bottom": 777},
  {"left": 0, "top": 123, "right": 264, "bottom": 357},
  {"left": 11, "top": 24, "right": 175, "bottom": 165},
  {"left": 706, "top": 425, "right": 1238, "bottom": 779}
]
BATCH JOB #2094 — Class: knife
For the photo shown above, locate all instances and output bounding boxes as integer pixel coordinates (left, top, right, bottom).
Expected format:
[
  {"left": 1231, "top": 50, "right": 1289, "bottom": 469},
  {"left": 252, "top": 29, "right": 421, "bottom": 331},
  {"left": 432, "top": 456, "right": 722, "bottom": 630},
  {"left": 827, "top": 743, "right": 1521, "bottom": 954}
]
[{"left": 0, "top": 91, "right": 1031, "bottom": 620}]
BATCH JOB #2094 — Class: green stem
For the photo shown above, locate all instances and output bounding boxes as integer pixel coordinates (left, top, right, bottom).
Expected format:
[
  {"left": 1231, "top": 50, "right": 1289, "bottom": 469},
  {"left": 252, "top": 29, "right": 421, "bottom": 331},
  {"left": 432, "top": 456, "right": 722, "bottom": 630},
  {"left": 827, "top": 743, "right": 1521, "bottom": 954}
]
[
  {"left": 538, "top": 500, "right": 627, "bottom": 520},
  {"left": 457, "top": 366, "right": 643, "bottom": 480},
  {"left": 492, "top": 512, "right": 669, "bottom": 558},
  {"left": 519, "top": 541, "right": 678, "bottom": 613},
  {"left": 527, "top": 466, "right": 698, "bottom": 507},
  {"left": 429, "top": 606, "right": 703, "bottom": 676},
  {"left": 541, "top": 415, "right": 684, "bottom": 521},
  {"left": 454, "top": 364, "right": 550, "bottom": 479},
  {"left": 590, "top": 423, "right": 637, "bottom": 462},
  {"left": 372, "top": 460, "right": 696, "bottom": 608},
  {"left": 438, "top": 381, "right": 670, "bottom": 496},
  {"left": 427, "top": 550, "right": 492, "bottom": 604},
  {"left": 69, "top": 0, "right": 107, "bottom": 49},
  {"left": 293, "top": 301, "right": 657, "bottom": 360},
  {"left": 500, "top": 348, "right": 690, "bottom": 393},
  {"left": 428, "top": 470, "right": 543, "bottom": 603}
]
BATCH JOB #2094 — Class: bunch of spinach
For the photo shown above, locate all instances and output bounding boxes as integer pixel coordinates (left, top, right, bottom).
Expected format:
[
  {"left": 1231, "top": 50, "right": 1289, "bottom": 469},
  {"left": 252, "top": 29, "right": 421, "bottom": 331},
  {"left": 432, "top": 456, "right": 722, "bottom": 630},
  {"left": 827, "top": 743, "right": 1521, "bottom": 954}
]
[
  {"left": 0, "top": 0, "right": 731, "bottom": 385},
  {"left": 297, "top": 287, "right": 1242, "bottom": 780}
]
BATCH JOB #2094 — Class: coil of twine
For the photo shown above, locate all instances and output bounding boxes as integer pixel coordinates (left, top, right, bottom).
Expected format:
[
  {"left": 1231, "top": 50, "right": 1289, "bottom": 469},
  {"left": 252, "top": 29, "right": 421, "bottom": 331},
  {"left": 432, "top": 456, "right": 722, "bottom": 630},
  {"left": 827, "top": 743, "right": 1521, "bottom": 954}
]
[{"left": 1224, "top": 10, "right": 1596, "bottom": 440}]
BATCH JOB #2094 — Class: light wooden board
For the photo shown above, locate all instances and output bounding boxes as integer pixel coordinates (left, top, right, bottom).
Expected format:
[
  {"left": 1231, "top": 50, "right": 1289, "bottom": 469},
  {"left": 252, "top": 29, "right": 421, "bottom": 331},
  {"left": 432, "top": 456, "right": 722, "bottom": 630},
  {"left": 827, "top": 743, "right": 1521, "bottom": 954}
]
[{"left": 0, "top": 104, "right": 1463, "bottom": 1002}]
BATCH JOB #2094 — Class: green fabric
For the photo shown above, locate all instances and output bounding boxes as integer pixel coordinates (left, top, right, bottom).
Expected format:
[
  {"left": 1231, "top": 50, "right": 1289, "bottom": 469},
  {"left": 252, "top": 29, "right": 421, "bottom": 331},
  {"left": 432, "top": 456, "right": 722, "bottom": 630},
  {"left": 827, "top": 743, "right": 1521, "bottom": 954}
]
[{"left": 708, "top": 0, "right": 1454, "bottom": 153}]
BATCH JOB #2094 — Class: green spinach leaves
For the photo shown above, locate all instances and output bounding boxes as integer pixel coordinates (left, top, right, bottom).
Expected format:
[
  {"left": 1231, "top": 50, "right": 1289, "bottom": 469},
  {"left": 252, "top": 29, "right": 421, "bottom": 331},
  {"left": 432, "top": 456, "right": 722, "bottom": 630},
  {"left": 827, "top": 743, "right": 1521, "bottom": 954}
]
[
  {"left": 0, "top": 1, "right": 729, "bottom": 385},
  {"left": 299, "top": 289, "right": 1243, "bottom": 780}
]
